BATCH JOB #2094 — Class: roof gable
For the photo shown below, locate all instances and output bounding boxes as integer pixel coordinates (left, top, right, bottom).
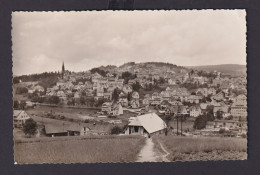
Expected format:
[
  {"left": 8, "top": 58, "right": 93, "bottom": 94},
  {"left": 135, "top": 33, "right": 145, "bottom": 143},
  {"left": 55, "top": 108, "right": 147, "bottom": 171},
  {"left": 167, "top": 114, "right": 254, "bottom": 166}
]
[{"left": 137, "top": 113, "right": 166, "bottom": 134}]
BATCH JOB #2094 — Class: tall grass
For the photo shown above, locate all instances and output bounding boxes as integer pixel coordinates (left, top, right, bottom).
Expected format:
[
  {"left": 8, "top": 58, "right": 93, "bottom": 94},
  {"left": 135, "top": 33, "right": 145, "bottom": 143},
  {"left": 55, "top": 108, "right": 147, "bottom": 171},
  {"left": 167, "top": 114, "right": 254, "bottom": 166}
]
[
  {"left": 14, "top": 135, "right": 145, "bottom": 164},
  {"left": 154, "top": 136, "right": 247, "bottom": 153},
  {"left": 153, "top": 136, "right": 247, "bottom": 161}
]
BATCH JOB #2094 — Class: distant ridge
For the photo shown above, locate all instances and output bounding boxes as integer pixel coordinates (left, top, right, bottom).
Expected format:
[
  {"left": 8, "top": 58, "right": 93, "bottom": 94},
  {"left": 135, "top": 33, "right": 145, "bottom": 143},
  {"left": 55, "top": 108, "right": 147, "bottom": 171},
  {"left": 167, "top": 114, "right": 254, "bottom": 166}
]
[{"left": 186, "top": 64, "right": 246, "bottom": 76}]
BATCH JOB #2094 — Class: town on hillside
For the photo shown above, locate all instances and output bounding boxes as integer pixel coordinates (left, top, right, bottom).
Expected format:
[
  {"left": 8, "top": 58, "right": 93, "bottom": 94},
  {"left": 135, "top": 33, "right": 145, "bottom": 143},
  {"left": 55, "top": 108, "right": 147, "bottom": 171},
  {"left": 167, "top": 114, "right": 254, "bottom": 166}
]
[{"left": 13, "top": 62, "right": 247, "bottom": 139}]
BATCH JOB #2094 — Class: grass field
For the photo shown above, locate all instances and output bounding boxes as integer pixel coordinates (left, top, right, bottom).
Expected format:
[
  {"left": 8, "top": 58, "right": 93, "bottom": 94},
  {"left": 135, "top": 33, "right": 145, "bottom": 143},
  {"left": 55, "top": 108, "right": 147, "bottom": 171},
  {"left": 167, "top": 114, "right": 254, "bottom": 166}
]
[
  {"left": 27, "top": 105, "right": 100, "bottom": 119},
  {"left": 14, "top": 135, "right": 145, "bottom": 164},
  {"left": 153, "top": 136, "right": 247, "bottom": 161}
]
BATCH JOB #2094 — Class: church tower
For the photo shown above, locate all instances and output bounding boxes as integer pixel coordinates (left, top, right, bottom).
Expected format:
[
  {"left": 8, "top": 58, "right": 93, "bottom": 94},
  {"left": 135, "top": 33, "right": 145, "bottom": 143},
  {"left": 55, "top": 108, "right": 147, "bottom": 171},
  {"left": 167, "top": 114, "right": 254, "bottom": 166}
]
[{"left": 62, "top": 62, "right": 65, "bottom": 79}]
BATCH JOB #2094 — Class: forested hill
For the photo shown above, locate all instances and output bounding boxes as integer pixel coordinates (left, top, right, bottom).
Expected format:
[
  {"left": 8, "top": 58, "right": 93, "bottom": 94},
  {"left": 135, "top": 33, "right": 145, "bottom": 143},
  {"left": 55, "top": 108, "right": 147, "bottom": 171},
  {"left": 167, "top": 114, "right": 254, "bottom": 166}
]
[
  {"left": 95, "top": 62, "right": 188, "bottom": 74},
  {"left": 187, "top": 64, "right": 246, "bottom": 76}
]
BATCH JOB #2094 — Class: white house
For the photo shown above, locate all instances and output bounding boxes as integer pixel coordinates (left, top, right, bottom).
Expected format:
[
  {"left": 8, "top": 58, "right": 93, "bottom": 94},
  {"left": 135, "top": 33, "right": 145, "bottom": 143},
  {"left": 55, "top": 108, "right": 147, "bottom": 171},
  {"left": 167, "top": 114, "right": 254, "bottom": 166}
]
[
  {"left": 122, "top": 85, "right": 133, "bottom": 94},
  {"left": 189, "top": 106, "right": 202, "bottom": 117},
  {"left": 13, "top": 110, "right": 31, "bottom": 128},
  {"left": 125, "top": 113, "right": 166, "bottom": 137}
]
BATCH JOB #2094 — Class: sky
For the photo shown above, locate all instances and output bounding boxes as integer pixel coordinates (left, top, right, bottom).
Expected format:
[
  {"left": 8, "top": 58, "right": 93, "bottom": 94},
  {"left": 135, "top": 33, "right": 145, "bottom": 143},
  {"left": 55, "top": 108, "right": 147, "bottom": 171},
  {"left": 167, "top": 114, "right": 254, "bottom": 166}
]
[{"left": 12, "top": 10, "right": 247, "bottom": 75}]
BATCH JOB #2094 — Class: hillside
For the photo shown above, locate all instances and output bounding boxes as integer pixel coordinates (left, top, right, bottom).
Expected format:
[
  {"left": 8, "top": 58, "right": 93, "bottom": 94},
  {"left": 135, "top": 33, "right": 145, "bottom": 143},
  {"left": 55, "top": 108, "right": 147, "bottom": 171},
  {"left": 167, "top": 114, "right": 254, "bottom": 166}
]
[
  {"left": 187, "top": 64, "right": 246, "bottom": 76},
  {"left": 96, "top": 62, "right": 188, "bottom": 74}
]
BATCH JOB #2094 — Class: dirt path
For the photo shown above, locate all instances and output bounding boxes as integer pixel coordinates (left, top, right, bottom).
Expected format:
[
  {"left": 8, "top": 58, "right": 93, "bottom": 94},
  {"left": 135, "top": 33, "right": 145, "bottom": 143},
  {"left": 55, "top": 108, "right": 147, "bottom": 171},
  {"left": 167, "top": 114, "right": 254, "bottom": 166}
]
[
  {"left": 136, "top": 138, "right": 157, "bottom": 162},
  {"left": 158, "top": 143, "right": 170, "bottom": 162},
  {"left": 136, "top": 138, "right": 170, "bottom": 162}
]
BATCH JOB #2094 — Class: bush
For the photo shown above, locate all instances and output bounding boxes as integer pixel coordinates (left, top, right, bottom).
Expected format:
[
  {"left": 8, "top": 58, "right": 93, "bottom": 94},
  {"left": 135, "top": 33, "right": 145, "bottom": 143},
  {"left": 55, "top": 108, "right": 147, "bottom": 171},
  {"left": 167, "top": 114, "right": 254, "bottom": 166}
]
[
  {"left": 110, "top": 126, "right": 123, "bottom": 135},
  {"left": 241, "top": 133, "right": 247, "bottom": 138},
  {"left": 219, "top": 128, "right": 225, "bottom": 134},
  {"left": 16, "top": 87, "right": 28, "bottom": 94}
]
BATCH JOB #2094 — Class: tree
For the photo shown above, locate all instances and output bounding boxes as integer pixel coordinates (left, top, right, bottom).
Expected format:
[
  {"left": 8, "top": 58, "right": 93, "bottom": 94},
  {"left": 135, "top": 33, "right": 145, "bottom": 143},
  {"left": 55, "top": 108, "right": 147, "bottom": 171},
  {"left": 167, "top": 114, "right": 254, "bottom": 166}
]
[
  {"left": 205, "top": 95, "right": 212, "bottom": 102},
  {"left": 216, "top": 110, "right": 223, "bottom": 120},
  {"left": 200, "top": 96, "right": 207, "bottom": 103},
  {"left": 20, "top": 100, "right": 26, "bottom": 110},
  {"left": 97, "top": 98, "right": 105, "bottom": 107},
  {"left": 13, "top": 77, "right": 20, "bottom": 84},
  {"left": 48, "top": 96, "right": 60, "bottom": 105},
  {"left": 16, "top": 87, "right": 28, "bottom": 94},
  {"left": 132, "top": 81, "right": 141, "bottom": 92},
  {"left": 13, "top": 100, "right": 19, "bottom": 109},
  {"left": 193, "top": 115, "right": 207, "bottom": 130},
  {"left": 23, "top": 119, "right": 37, "bottom": 137},
  {"left": 112, "top": 88, "right": 120, "bottom": 102},
  {"left": 127, "top": 92, "right": 132, "bottom": 102},
  {"left": 159, "top": 77, "right": 165, "bottom": 84},
  {"left": 206, "top": 112, "right": 215, "bottom": 121},
  {"left": 205, "top": 105, "right": 214, "bottom": 115},
  {"left": 80, "top": 97, "right": 86, "bottom": 105}
]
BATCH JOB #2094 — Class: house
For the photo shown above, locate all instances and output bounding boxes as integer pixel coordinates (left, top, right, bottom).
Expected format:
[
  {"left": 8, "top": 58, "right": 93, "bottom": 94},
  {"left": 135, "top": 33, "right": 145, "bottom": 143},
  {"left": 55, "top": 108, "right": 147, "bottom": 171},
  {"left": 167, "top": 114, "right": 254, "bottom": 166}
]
[
  {"left": 151, "top": 92, "right": 162, "bottom": 105},
  {"left": 142, "top": 94, "right": 151, "bottom": 106},
  {"left": 234, "top": 94, "right": 247, "bottom": 104},
  {"left": 130, "top": 99, "right": 140, "bottom": 109},
  {"left": 186, "top": 95, "right": 202, "bottom": 104},
  {"left": 189, "top": 106, "right": 202, "bottom": 117},
  {"left": 160, "top": 100, "right": 171, "bottom": 110},
  {"left": 128, "top": 79, "right": 136, "bottom": 85},
  {"left": 213, "top": 106, "right": 229, "bottom": 118},
  {"left": 34, "top": 85, "right": 45, "bottom": 92},
  {"left": 122, "top": 84, "right": 133, "bottom": 94},
  {"left": 74, "top": 92, "right": 80, "bottom": 99},
  {"left": 230, "top": 102, "right": 247, "bottom": 120},
  {"left": 160, "top": 91, "right": 171, "bottom": 101},
  {"left": 44, "top": 123, "right": 90, "bottom": 137},
  {"left": 208, "top": 88, "right": 217, "bottom": 95},
  {"left": 168, "top": 78, "right": 176, "bottom": 85},
  {"left": 130, "top": 91, "right": 140, "bottom": 108},
  {"left": 169, "top": 99, "right": 183, "bottom": 106},
  {"left": 103, "top": 92, "right": 112, "bottom": 100},
  {"left": 101, "top": 102, "right": 113, "bottom": 115},
  {"left": 112, "top": 103, "right": 123, "bottom": 116},
  {"left": 200, "top": 103, "right": 208, "bottom": 113},
  {"left": 124, "top": 113, "right": 166, "bottom": 137},
  {"left": 213, "top": 120, "right": 239, "bottom": 130},
  {"left": 13, "top": 110, "right": 31, "bottom": 128},
  {"left": 118, "top": 92, "right": 128, "bottom": 107},
  {"left": 196, "top": 88, "right": 208, "bottom": 96},
  {"left": 96, "top": 87, "right": 104, "bottom": 97},
  {"left": 212, "top": 91, "right": 225, "bottom": 101}
]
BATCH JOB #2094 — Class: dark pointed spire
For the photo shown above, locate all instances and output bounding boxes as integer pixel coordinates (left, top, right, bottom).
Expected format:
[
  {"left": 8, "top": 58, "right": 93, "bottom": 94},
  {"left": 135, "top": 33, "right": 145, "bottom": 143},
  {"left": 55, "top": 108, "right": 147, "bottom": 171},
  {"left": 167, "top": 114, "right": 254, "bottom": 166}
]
[{"left": 62, "top": 61, "right": 65, "bottom": 79}]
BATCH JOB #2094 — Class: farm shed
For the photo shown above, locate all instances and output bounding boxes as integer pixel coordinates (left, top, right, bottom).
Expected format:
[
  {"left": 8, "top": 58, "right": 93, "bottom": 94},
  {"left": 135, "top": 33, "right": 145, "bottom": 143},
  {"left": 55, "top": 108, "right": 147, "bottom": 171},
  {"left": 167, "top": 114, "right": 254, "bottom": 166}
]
[
  {"left": 44, "top": 123, "right": 90, "bottom": 137},
  {"left": 125, "top": 113, "right": 166, "bottom": 137}
]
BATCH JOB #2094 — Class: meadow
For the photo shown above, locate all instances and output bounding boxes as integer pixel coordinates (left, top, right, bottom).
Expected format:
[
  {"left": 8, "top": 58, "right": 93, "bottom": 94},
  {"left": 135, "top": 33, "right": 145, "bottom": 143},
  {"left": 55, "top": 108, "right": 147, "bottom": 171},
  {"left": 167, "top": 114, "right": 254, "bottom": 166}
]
[
  {"left": 153, "top": 136, "right": 247, "bottom": 161},
  {"left": 14, "top": 135, "right": 145, "bottom": 164}
]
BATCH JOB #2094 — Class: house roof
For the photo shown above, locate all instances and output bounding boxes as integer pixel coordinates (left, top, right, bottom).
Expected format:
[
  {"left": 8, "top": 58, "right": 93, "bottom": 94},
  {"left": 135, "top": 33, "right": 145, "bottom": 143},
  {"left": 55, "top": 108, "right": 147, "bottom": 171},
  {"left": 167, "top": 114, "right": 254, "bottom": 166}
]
[
  {"left": 45, "top": 123, "right": 89, "bottom": 134},
  {"left": 128, "top": 118, "right": 142, "bottom": 126},
  {"left": 134, "top": 113, "right": 166, "bottom": 134},
  {"left": 213, "top": 106, "right": 229, "bottom": 113},
  {"left": 13, "top": 110, "right": 23, "bottom": 117}
]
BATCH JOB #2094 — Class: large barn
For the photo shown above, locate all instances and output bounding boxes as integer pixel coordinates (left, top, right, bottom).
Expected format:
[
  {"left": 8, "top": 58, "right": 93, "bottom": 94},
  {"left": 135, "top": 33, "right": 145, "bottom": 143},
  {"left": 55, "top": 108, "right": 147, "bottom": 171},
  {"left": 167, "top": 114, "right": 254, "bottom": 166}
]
[
  {"left": 125, "top": 113, "right": 166, "bottom": 137},
  {"left": 44, "top": 123, "right": 90, "bottom": 137}
]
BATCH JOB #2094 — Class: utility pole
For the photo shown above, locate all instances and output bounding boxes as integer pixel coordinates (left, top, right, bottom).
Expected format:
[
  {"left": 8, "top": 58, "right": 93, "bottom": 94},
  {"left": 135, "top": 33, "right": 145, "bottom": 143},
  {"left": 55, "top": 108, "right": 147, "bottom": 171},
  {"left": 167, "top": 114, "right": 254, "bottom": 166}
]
[
  {"left": 176, "top": 115, "right": 179, "bottom": 136},
  {"left": 180, "top": 115, "right": 183, "bottom": 136}
]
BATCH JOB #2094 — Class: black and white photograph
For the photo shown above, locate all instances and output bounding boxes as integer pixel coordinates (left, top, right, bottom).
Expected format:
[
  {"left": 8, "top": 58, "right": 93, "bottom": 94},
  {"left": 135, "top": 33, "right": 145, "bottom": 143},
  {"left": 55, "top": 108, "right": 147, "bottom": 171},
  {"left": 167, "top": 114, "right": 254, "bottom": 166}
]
[{"left": 12, "top": 10, "right": 247, "bottom": 164}]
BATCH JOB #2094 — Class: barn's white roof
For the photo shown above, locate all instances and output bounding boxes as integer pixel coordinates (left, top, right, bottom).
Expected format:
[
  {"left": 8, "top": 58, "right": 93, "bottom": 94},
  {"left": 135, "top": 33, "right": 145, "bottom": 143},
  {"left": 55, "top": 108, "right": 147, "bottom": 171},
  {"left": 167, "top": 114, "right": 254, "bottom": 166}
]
[{"left": 129, "top": 113, "right": 166, "bottom": 134}]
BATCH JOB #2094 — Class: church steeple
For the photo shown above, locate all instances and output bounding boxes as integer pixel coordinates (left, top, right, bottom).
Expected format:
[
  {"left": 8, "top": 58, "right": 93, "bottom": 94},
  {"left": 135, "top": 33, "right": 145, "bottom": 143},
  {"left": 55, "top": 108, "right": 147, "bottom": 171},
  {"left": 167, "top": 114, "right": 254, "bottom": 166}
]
[{"left": 62, "top": 62, "right": 65, "bottom": 79}]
